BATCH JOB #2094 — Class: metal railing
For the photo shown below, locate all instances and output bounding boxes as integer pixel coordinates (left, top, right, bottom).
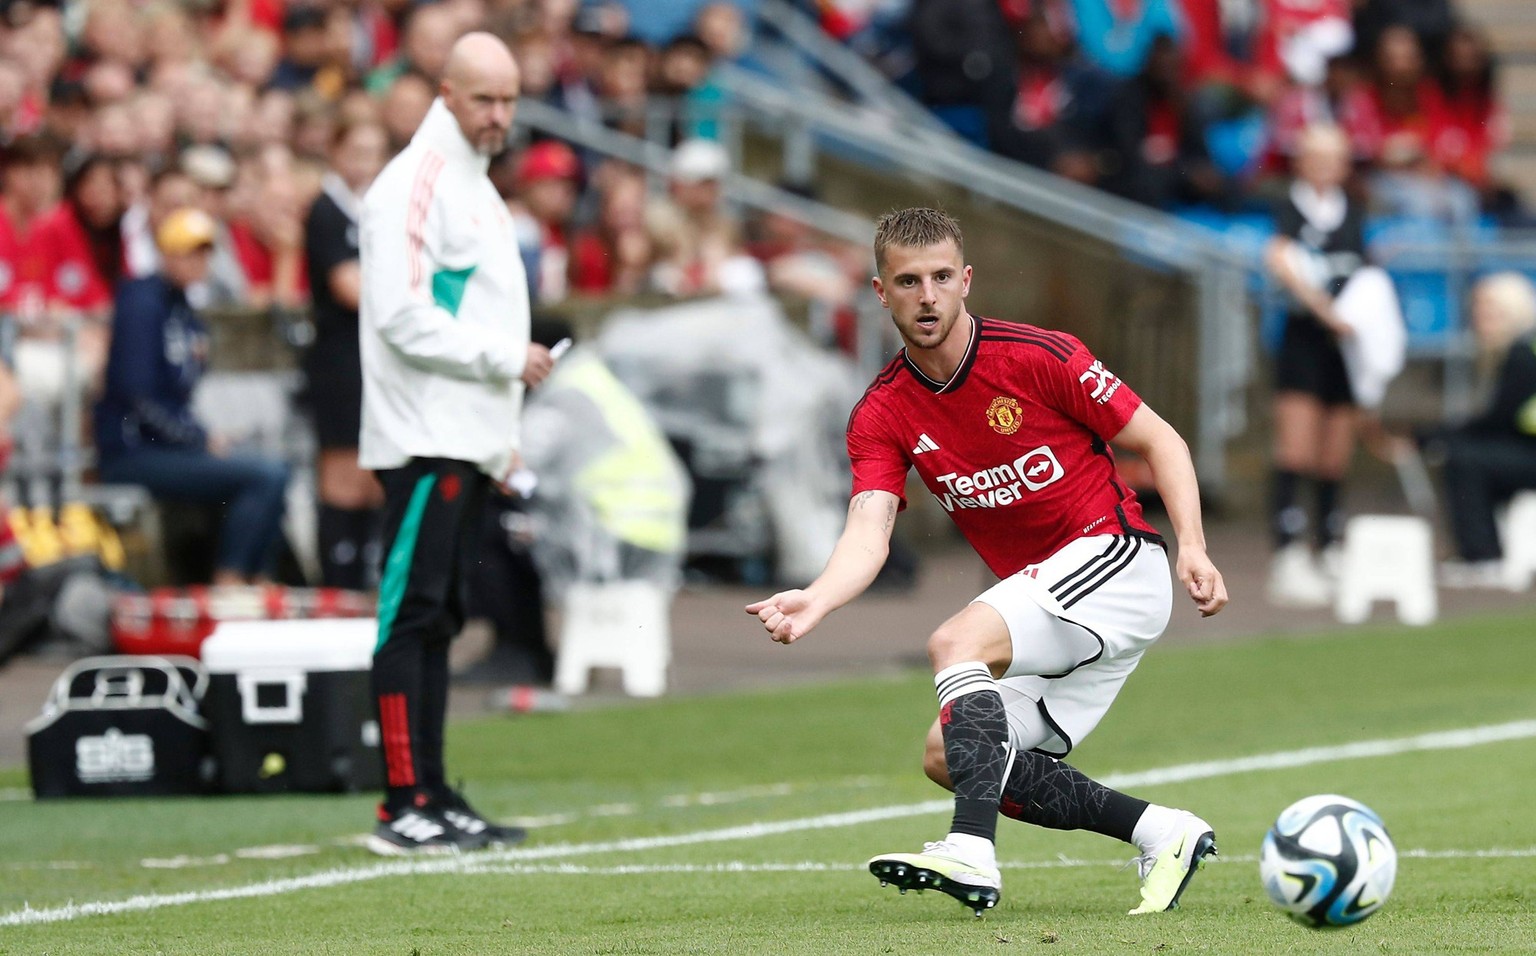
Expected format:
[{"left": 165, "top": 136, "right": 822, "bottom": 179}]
[
  {"left": 750, "top": 0, "right": 954, "bottom": 142},
  {"left": 702, "top": 62, "right": 1252, "bottom": 488}
]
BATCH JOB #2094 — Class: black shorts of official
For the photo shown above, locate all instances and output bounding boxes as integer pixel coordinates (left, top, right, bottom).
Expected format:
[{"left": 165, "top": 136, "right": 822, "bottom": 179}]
[
  {"left": 376, "top": 458, "right": 490, "bottom": 646},
  {"left": 1274, "top": 312, "right": 1356, "bottom": 407},
  {"left": 303, "top": 346, "right": 364, "bottom": 450}
]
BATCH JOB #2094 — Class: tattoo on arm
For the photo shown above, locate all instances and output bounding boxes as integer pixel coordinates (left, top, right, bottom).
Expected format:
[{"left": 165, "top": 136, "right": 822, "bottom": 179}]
[
  {"left": 883, "top": 500, "right": 895, "bottom": 534},
  {"left": 851, "top": 491, "right": 876, "bottom": 511}
]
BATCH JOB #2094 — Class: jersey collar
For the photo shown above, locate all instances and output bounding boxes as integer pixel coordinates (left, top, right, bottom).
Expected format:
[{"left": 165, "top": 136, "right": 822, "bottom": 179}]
[{"left": 902, "top": 313, "right": 981, "bottom": 394}]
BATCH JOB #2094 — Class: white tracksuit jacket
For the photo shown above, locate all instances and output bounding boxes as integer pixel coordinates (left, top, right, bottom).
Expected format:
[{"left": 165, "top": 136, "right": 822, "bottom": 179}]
[{"left": 358, "top": 98, "right": 529, "bottom": 480}]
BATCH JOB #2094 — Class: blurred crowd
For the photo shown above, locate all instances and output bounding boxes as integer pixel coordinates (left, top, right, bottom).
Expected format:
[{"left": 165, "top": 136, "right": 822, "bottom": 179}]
[
  {"left": 0, "top": 0, "right": 881, "bottom": 604},
  {"left": 0, "top": 0, "right": 870, "bottom": 370},
  {"left": 841, "top": 0, "right": 1526, "bottom": 225}
]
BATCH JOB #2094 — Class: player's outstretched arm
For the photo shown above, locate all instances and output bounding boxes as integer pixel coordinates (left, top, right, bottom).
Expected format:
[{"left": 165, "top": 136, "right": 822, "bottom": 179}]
[
  {"left": 745, "top": 489, "right": 899, "bottom": 644},
  {"left": 1113, "top": 405, "right": 1229, "bottom": 617}
]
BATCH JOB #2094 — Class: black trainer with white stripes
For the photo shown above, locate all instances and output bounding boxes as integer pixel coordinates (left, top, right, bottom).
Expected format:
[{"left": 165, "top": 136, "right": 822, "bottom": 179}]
[
  {"left": 440, "top": 788, "right": 528, "bottom": 847},
  {"left": 367, "top": 803, "right": 491, "bottom": 856}
]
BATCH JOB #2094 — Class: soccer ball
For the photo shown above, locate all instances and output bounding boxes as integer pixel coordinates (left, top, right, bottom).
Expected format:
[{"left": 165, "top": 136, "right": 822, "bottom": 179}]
[{"left": 1259, "top": 794, "right": 1397, "bottom": 928}]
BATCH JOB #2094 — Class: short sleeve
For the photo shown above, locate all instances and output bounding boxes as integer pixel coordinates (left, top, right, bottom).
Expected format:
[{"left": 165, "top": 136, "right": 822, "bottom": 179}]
[
  {"left": 1274, "top": 197, "right": 1304, "bottom": 241},
  {"left": 305, "top": 196, "right": 358, "bottom": 283},
  {"left": 1036, "top": 337, "right": 1143, "bottom": 441},
  {"left": 846, "top": 398, "right": 910, "bottom": 508}
]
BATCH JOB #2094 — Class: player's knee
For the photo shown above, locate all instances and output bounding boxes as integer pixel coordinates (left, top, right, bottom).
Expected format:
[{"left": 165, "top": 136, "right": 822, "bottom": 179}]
[{"left": 926, "top": 621, "right": 980, "bottom": 670}]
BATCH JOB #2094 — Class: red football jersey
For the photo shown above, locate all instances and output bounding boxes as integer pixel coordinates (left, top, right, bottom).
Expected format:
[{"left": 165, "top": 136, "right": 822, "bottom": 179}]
[{"left": 847, "top": 316, "right": 1163, "bottom": 577}]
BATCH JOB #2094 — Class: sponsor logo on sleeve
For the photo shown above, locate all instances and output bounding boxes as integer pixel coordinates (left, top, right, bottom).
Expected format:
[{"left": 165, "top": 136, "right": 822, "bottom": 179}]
[{"left": 1078, "top": 360, "right": 1122, "bottom": 405}]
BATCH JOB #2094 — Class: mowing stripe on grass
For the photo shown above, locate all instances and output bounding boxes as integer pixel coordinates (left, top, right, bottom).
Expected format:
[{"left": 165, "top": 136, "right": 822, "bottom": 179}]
[
  {"left": 4, "top": 718, "right": 1533, "bottom": 927},
  {"left": 1097, "top": 720, "right": 1536, "bottom": 790}
]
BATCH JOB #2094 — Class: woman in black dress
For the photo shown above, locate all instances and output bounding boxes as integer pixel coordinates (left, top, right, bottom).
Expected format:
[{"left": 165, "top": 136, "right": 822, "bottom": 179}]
[
  {"left": 1262, "top": 124, "right": 1367, "bottom": 607},
  {"left": 302, "top": 117, "right": 389, "bottom": 589}
]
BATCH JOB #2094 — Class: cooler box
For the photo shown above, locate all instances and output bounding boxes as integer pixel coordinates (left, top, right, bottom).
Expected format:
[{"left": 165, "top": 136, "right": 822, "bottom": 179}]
[
  {"left": 202, "top": 618, "right": 383, "bottom": 794},
  {"left": 112, "top": 586, "right": 376, "bottom": 659},
  {"left": 26, "top": 656, "right": 212, "bottom": 798}
]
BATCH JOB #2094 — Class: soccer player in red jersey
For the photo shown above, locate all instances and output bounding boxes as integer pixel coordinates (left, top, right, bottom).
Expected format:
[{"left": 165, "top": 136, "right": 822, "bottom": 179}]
[{"left": 747, "top": 208, "right": 1227, "bottom": 917}]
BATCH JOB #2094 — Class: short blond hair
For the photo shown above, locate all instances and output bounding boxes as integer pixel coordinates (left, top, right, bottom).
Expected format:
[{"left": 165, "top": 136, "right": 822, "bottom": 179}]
[
  {"left": 1472, "top": 271, "right": 1536, "bottom": 351},
  {"left": 874, "top": 207, "right": 963, "bottom": 272}
]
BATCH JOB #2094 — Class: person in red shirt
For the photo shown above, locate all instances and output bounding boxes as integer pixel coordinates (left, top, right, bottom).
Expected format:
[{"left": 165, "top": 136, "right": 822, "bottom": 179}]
[
  {"left": 568, "top": 162, "right": 652, "bottom": 297},
  {"left": 1105, "top": 35, "right": 1230, "bottom": 210},
  {"left": 512, "top": 139, "right": 581, "bottom": 304},
  {"left": 35, "top": 153, "right": 123, "bottom": 318},
  {"left": 0, "top": 136, "right": 62, "bottom": 323},
  {"left": 25, "top": 153, "right": 124, "bottom": 390},
  {"left": 1431, "top": 24, "right": 1507, "bottom": 194},
  {"left": 1359, "top": 24, "right": 1478, "bottom": 223},
  {"left": 747, "top": 208, "right": 1227, "bottom": 917}
]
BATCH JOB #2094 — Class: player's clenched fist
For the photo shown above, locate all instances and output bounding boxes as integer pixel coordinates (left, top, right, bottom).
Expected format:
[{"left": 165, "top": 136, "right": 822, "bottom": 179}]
[{"left": 745, "top": 590, "right": 824, "bottom": 644}]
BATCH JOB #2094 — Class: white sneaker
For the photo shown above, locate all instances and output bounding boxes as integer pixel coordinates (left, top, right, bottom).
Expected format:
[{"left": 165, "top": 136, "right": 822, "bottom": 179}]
[
  {"left": 1439, "top": 560, "right": 1510, "bottom": 590},
  {"left": 1267, "top": 543, "right": 1332, "bottom": 608},
  {"left": 868, "top": 840, "right": 1002, "bottom": 916},
  {"left": 1128, "top": 811, "right": 1217, "bottom": 915}
]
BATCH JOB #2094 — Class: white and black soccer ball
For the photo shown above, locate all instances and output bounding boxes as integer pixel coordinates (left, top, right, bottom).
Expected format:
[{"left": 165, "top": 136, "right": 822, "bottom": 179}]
[{"left": 1259, "top": 794, "right": 1397, "bottom": 928}]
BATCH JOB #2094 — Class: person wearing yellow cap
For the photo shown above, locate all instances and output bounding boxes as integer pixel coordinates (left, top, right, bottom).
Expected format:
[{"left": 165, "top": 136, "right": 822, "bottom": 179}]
[{"left": 92, "top": 207, "right": 291, "bottom": 585}]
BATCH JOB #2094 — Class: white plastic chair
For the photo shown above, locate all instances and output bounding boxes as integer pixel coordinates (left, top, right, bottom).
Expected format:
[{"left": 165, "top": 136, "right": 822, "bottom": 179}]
[
  {"left": 1500, "top": 491, "right": 1536, "bottom": 591},
  {"left": 1334, "top": 515, "right": 1437, "bottom": 626},
  {"left": 554, "top": 581, "right": 672, "bottom": 697}
]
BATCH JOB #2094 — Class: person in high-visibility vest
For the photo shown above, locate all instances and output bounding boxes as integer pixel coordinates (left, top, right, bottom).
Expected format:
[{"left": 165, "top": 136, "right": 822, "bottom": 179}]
[{"left": 518, "top": 343, "right": 689, "bottom": 591}]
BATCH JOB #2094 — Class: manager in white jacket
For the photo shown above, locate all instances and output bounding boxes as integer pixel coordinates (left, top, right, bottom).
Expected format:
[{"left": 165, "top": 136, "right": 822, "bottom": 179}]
[{"left": 359, "top": 32, "right": 554, "bottom": 856}]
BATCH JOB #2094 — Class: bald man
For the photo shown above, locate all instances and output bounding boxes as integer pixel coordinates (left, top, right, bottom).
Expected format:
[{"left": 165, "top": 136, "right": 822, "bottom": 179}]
[{"left": 359, "top": 32, "right": 554, "bottom": 855}]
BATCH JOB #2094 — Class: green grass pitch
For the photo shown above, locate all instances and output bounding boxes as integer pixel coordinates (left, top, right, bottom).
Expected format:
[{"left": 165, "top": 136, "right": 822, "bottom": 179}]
[{"left": 1, "top": 610, "right": 1533, "bottom": 954}]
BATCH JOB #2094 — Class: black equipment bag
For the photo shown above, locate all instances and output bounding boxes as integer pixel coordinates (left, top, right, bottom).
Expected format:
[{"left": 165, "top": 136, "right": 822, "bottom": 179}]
[{"left": 26, "top": 655, "right": 211, "bottom": 798}]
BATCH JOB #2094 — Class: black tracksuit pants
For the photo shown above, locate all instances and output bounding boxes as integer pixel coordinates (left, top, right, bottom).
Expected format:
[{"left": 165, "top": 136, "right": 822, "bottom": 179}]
[{"left": 371, "top": 458, "right": 488, "bottom": 809}]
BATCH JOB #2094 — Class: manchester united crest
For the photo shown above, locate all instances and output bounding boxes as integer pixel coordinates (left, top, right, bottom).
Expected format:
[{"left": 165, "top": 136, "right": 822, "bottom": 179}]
[{"left": 987, "top": 396, "right": 1022, "bottom": 435}]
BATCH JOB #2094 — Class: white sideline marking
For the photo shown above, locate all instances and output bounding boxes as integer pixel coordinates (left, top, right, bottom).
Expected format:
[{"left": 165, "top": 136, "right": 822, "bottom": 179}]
[
  {"left": 4, "top": 718, "right": 1534, "bottom": 927},
  {"left": 141, "top": 855, "right": 231, "bottom": 870},
  {"left": 663, "top": 783, "right": 795, "bottom": 807},
  {"left": 507, "top": 779, "right": 877, "bottom": 827},
  {"left": 462, "top": 846, "right": 1536, "bottom": 877},
  {"left": 234, "top": 844, "right": 321, "bottom": 861}
]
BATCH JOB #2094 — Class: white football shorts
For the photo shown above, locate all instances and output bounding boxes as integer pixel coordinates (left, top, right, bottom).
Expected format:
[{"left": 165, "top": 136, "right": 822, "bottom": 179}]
[{"left": 973, "top": 533, "right": 1172, "bottom": 758}]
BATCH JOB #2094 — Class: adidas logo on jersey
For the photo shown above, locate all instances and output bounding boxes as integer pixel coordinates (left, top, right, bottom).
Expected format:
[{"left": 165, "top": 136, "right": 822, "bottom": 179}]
[{"left": 911, "top": 434, "right": 940, "bottom": 455}]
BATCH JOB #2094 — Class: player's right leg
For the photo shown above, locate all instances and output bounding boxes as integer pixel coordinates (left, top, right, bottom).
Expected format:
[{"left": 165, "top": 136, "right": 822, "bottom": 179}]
[{"left": 868, "top": 602, "right": 1014, "bottom": 915}]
